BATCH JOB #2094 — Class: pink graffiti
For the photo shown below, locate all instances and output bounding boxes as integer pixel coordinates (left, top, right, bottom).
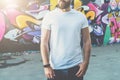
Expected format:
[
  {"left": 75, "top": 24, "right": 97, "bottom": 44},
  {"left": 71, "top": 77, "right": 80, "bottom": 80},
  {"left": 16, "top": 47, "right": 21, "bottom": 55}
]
[
  {"left": 0, "top": 11, "right": 6, "bottom": 41},
  {"left": 3, "top": 8, "right": 23, "bottom": 27},
  {"left": 109, "top": 16, "right": 120, "bottom": 42},
  {"left": 87, "top": 2, "right": 103, "bottom": 17},
  {"left": 109, "top": 17, "right": 117, "bottom": 34}
]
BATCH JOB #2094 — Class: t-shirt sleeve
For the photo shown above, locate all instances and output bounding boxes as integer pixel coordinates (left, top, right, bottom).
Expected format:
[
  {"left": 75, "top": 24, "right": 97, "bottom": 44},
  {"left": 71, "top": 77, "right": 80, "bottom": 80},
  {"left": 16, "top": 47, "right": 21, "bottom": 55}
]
[
  {"left": 41, "top": 13, "right": 51, "bottom": 30},
  {"left": 81, "top": 14, "right": 89, "bottom": 29}
]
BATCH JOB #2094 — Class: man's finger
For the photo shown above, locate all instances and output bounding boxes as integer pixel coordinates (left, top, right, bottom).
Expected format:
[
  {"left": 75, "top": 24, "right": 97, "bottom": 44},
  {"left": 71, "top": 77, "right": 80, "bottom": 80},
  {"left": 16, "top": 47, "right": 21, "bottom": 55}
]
[
  {"left": 50, "top": 72, "right": 55, "bottom": 79},
  {"left": 50, "top": 74, "right": 53, "bottom": 79},
  {"left": 47, "top": 74, "right": 51, "bottom": 79},
  {"left": 76, "top": 69, "right": 82, "bottom": 76},
  {"left": 77, "top": 70, "right": 84, "bottom": 77}
]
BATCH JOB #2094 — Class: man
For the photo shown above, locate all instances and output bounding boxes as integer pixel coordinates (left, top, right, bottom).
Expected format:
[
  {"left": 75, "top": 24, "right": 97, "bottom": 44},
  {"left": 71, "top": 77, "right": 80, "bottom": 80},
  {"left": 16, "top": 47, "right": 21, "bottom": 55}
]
[{"left": 40, "top": 0, "right": 91, "bottom": 80}]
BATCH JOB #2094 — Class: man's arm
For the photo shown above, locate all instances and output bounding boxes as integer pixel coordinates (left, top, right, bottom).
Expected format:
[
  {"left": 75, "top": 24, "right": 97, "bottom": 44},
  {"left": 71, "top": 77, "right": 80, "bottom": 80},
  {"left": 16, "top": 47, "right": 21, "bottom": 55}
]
[
  {"left": 40, "top": 28, "right": 55, "bottom": 79},
  {"left": 76, "top": 27, "right": 91, "bottom": 77},
  {"left": 82, "top": 27, "right": 91, "bottom": 64},
  {"left": 40, "top": 28, "right": 50, "bottom": 65}
]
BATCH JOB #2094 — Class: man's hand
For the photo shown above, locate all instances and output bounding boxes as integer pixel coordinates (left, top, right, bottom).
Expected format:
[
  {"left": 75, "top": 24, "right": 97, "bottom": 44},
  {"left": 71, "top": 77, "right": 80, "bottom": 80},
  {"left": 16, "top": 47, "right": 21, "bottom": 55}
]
[
  {"left": 44, "top": 67, "right": 55, "bottom": 79},
  {"left": 76, "top": 62, "right": 89, "bottom": 77}
]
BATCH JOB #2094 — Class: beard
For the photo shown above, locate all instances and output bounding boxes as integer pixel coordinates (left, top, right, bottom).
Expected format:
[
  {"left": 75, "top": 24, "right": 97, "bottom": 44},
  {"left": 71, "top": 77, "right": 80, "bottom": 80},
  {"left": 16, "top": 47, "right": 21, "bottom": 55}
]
[{"left": 57, "top": 1, "right": 71, "bottom": 9}]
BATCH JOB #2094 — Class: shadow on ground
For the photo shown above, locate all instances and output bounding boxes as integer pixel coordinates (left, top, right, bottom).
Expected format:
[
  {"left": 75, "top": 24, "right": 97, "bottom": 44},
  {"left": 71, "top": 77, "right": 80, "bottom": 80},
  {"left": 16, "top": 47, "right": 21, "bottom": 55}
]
[
  {"left": 0, "top": 60, "right": 28, "bottom": 68},
  {"left": 0, "top": 55, "right": 29, "bottom": 68}
]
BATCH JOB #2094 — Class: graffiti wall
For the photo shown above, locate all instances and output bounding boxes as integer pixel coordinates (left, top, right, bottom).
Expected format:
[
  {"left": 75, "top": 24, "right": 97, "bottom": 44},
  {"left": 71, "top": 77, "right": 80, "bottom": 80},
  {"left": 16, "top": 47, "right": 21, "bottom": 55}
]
[
  {"left": 50, "top": 0, "right": 120, "bottom": 46},
  {"left": 0, "top": 0, "right": 120, "bottom": 52},
  {"left": 0, "top": 0, "right": 49, "bottom": 52}
]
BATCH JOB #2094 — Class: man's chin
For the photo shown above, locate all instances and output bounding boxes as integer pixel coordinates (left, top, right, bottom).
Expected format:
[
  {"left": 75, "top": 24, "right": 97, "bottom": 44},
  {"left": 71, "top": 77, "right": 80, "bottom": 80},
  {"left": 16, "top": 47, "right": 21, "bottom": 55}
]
[
  {"left": 58, "top": 6, "right": 69, "bottom": 9},
  {"left": 59, "top": 7, "right": 66, "bottom": 9}
]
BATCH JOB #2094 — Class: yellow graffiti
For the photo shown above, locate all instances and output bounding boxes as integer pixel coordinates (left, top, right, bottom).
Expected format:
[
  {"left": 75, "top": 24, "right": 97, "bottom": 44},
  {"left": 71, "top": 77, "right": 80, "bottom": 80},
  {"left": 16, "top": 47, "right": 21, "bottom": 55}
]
[
  {"left": 115, "top": 0, "right": 119, "bottom": 3},
  {"left": 116, "top": 17, "right": 120, "bottom": 22},
  {"left": 74, "top": 0, "right": 82, "bottom": 10},
  {"left": 50, "top": 0, "right": 57, "bottom": 10},
  {"left": 16, "top": 15, "right": 41, "bottom": 29},
  {"left": 86, "top": 11, "right": 95, "bottom": 20}
]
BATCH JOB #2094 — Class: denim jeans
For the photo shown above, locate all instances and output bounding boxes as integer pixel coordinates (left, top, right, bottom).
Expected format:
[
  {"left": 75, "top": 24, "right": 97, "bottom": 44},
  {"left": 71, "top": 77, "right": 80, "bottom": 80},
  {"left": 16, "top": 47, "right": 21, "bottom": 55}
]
[{"left": 47, "top": 65, "right": 83, "bottom": 80}]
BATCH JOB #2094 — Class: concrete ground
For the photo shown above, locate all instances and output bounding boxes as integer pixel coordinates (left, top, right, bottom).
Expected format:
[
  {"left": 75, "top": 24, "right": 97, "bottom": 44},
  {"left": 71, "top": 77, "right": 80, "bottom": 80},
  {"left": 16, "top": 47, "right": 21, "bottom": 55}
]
[
  {"left": 85, "top": 44, "right": 120, "bottom": 80},
  {"left": 0, "top": 44, "right": 120, "bottom": 80}
]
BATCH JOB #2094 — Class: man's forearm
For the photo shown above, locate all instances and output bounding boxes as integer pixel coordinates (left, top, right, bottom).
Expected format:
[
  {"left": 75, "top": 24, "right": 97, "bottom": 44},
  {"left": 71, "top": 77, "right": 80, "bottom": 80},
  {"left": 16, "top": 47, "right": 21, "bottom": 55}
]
[
  {"left": 83, "top": 40, "right": 91, "bottom": 64},
  {"left": 40, "top": 29, "right": 51, "bottom": 65},
  {"left": 40, "top": 43, "right": 50, "bottom": 65}
]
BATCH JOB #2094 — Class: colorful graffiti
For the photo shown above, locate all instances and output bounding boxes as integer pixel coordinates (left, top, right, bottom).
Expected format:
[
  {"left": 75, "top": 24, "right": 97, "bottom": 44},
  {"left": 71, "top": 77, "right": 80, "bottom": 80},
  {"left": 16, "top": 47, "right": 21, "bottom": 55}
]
[
  {"left": 1, "top": 0, "right": 120, "bottom": 52},
  {"left": 0, "top": 0, "right": 49, "bottom": 52},
  {"left": 49, "top": 0, "right": 120, "bottom": 46},
  {"left": 81, "top": 0, "right": 120, "bottom": 45}
]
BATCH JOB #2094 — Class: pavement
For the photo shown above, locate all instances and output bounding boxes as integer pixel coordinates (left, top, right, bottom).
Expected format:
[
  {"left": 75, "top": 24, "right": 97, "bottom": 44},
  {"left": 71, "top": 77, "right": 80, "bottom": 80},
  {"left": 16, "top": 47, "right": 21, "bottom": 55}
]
[{"left": 0, "top": 44, "right": 120, "bottom": 80}]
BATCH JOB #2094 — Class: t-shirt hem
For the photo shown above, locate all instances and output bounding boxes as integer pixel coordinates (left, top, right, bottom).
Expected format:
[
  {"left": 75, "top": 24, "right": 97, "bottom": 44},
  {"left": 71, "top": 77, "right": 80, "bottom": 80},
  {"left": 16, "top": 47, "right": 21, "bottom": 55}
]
[{"left": 51, "top": 61, "right": 82, "bottom": 70}]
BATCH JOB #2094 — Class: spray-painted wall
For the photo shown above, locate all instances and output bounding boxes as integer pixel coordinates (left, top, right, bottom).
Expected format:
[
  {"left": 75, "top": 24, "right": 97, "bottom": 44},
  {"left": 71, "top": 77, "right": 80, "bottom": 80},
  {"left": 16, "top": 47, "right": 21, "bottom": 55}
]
[
  {"left": 50, "top": 0, "right": 120, "bottom": 46},
  {"left": 0, "top": 0, "right": 49, "bottom": 52},
  {"left": 0, "top": 0, "right": 120, "bottom": 52}
]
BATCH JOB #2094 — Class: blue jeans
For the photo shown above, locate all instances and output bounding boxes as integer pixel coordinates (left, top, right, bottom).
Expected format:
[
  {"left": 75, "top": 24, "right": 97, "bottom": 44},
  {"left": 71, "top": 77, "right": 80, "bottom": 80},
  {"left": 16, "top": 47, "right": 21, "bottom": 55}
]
[{"left": 47, "top": 65, "right": 83, "bottom": 80}]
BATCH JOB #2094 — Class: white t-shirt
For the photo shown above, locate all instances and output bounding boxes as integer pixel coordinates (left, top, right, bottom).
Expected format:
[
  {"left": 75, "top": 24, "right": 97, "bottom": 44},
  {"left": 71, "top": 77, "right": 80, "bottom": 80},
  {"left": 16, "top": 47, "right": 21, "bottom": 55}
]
[{"left": 41, "top": 8, "right": 88, "bottom": 69}]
